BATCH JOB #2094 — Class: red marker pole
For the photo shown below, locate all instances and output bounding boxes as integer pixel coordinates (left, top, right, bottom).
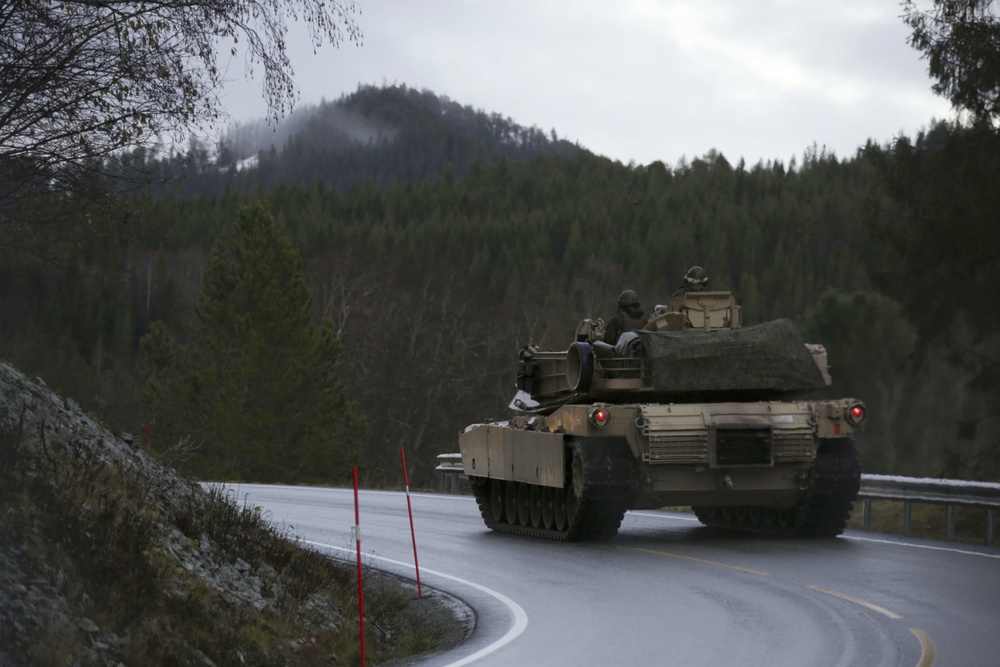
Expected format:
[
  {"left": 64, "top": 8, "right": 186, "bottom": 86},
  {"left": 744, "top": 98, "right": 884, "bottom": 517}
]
[
  {"left": 353, "top": 468, "right": 365, "bottom": 666},
  {"left": 401, "top": 447, "right": 423, "bottom": 597}
]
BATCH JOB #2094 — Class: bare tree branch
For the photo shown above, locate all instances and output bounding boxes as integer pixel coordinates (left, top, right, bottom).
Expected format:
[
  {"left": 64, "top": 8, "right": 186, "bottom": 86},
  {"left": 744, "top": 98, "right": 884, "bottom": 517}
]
[{"left": 0, "top": 0, "right": 362, "bottom": 219}]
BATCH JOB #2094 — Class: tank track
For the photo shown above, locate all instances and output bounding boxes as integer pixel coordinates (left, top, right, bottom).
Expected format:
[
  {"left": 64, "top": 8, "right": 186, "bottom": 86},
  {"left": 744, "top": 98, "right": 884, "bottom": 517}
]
[
  {"left": 469, "top": 437, "right": 636, "bottom": 541},
  {"left": 692, "top": 438, "right": 861, "bottom": 538}
]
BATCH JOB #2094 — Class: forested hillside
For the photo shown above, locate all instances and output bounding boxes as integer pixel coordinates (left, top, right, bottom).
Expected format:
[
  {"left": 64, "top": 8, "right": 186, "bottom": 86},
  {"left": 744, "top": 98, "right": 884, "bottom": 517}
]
[
  {"left": 1, "top": 84, "right": 997, "bottom": 486},
  {"left": 130, "top": 84, "right": 582, "bottom": 197}
]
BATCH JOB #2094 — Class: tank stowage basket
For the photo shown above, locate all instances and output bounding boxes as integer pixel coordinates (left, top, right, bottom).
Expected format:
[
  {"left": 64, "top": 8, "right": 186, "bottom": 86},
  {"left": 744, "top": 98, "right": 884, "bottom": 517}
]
[{"left": 522, "top": 318, "right": 827, "bottom": 406}]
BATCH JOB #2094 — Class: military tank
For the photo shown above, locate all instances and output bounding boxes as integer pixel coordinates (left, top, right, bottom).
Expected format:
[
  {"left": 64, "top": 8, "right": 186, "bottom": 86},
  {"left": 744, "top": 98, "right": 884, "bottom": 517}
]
[{"left": 458, "top": 289, "right": 866, "bottom": 541}]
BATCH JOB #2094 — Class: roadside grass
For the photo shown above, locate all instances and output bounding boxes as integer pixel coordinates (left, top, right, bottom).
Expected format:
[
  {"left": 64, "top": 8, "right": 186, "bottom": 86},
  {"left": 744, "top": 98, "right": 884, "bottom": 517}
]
[{"left": 0, "top": 416, "right": 451, "bottom": 666}]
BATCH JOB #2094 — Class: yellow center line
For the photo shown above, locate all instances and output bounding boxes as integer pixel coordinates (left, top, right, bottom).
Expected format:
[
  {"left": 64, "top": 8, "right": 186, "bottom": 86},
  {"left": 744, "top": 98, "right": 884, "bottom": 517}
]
[
  {"left": 806, "top": 585, "right": 902, "bottom": 619},
  {"left": 633, "top": 548, "right": 771, "bottom": 576},
  {"left": 909, "top": 628, "right": 937, "bottom": 667},
  {"left": 634, "top": 551, "right": 935, "bottom": 666}
]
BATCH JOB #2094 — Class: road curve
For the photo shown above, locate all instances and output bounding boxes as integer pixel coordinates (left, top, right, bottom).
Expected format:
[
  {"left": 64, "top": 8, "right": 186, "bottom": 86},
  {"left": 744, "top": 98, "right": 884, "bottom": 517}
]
[{"left": 226, "top": 484, "right": 1000, "bottom": 666}]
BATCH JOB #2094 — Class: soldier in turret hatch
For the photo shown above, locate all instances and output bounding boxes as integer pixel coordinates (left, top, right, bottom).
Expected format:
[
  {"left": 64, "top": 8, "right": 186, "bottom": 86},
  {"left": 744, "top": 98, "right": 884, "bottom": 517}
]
[
  {"left": 604, "top": 289, "right": 646, "bottom": 345},
  {"left": 671, "top": 265, "right": 709, "bottom": 299}
]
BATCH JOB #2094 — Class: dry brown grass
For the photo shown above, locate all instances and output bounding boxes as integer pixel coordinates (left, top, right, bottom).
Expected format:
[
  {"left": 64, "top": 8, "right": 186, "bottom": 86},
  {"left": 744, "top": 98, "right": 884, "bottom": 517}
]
[{"left": 0, "top": 415, "right": 455, "bottom": 666}]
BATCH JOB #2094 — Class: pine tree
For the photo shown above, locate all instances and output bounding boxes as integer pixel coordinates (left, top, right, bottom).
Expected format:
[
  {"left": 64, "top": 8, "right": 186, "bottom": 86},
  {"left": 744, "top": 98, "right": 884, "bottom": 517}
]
[{"left": 143, "top": 200, "right": 366, "bottom": 482}]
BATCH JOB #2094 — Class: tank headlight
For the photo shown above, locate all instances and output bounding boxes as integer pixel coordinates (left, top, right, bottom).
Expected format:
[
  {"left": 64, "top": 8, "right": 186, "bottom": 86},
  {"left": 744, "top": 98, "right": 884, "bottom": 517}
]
[
  {"left": 589, "top": 408, "right": 610, "bottom": 428},
  {"left": 846, "top": 403, "right": 866, "bottom": 426}
]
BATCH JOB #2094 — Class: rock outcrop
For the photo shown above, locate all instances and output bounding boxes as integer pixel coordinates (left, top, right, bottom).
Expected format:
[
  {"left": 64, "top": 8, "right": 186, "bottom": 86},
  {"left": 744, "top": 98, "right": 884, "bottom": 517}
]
[{"left": 0, "top": 362, "right": 465, "bottom": 666}]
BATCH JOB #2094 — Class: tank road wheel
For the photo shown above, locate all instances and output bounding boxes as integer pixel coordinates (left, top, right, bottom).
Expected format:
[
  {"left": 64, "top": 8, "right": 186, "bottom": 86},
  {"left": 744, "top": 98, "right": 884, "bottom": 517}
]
[
  {"left": 775, "top": 508, "right": 796, "bottom": 529},
  {"left": 505, "top": 482, "right": 519, "bottom": 524},
  {"left": 553, "top": 487, "right": 568, "bottom": 531},
  {"left": 481, "top": 438, "right": 632, "bottom": 541},
  {"left": 489, "top": 479, "right": 505, "bottom": 523},
  {"left": 517, "top": 483, "right": 531, "bottom": 526},
  {"left": 529, "top": 485, "right": 543, "bottom": 528},
  {"left": 541, "top": 487, "right": 555, "bottom": 529}
]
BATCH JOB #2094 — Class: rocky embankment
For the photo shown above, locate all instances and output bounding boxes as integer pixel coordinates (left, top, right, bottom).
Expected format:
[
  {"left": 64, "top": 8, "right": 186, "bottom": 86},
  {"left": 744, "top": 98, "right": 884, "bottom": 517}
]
[{"left": 0, "top": 362, "right": 468, "bottom": 666}]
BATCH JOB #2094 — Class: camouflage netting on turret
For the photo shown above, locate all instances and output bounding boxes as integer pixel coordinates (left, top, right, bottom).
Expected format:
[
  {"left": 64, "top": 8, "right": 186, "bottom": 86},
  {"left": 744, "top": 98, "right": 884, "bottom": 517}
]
[{"left": 633, "top": 318, "right": 826, "bottom": 395}]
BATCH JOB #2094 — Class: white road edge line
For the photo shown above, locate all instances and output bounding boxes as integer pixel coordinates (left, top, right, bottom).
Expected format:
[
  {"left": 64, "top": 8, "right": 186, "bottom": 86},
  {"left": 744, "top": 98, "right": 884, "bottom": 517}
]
[
  {"left": 629, "top": 511, "right": 1000, "bottom": 560},
  {"left": 842, "top": 534, "right": 1000, "bottom": 560},
  {"left": 630, "top": 511, "right": 699, "bottom": 522},
  {"left": 302, "top": 540, "right": 528, "bottom": 667}
]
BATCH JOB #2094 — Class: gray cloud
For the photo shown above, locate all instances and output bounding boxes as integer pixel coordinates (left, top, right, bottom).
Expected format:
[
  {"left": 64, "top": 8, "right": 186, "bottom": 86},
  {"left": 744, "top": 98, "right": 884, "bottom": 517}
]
[{"left": 216, "top": 0, "right": 952, "bottom": 167}]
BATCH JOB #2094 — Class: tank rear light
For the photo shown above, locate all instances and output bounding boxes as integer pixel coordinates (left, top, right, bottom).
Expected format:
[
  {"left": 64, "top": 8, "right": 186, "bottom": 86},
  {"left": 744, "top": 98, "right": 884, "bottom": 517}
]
[
  {"left": 589, "top": 408, "right": 610, "bottom": 428},
  {"left": 846, "top": 403, "right": 866, "bottom": 426}
]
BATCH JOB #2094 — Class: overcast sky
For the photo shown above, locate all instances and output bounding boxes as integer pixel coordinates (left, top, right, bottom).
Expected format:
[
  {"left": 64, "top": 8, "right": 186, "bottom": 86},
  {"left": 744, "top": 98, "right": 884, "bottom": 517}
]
[{"left": 218, "top": 0, "right": 953, "bottom": 167}]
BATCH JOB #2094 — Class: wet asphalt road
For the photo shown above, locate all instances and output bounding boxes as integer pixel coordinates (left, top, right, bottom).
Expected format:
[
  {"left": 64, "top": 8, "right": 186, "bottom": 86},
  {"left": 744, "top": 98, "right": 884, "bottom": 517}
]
[{"left": 227, "top": 485, "right": 1000, "bottom": 667}]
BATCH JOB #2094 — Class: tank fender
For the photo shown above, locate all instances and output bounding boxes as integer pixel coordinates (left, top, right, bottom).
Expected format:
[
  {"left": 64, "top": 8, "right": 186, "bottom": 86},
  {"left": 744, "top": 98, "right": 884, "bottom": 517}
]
[{"left": 459, "top": 423, "right": 566, "bottom": 488}]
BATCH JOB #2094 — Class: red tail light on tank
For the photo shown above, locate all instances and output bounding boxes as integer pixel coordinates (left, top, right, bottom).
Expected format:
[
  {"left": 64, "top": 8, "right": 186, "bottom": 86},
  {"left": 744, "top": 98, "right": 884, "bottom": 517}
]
[
  {"left": 846, "top": 403, "right": 866, "bottom": 426},
  {"left": 589, "top": 408, "right": 610, "bottom": 428}
]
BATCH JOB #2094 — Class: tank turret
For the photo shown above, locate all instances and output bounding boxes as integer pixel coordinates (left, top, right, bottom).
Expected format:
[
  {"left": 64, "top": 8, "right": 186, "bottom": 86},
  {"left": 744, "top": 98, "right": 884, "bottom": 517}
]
[{"left": 516, "top": 291, "right": 830, "bottom": 412}]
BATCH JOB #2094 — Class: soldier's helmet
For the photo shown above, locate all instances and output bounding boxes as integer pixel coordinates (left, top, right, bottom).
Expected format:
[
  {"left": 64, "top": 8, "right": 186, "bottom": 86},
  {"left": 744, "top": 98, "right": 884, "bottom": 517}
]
[
  {"left": 683, "top": 266, "right": 709, "bottom": 291},
  {"left": 618, "top": 289, "right": 641, "bottom": 310}
]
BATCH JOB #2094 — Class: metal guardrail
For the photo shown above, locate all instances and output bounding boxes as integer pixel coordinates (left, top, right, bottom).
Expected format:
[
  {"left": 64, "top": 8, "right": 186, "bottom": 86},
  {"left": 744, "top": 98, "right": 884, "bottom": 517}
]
[
  {"left": 433, "top": 454, "right": 999, "bottom": 545},
  {"left": 858, "top": 474, "right": 1000, "bottom": 545},
  {"left": 434, "top": 453, "right": 467, "bottom": 494}
]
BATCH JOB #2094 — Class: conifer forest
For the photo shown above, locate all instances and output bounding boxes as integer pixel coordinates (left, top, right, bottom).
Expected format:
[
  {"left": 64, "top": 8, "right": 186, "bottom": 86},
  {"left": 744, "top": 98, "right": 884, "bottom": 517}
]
[{"left": 2, "top": 82, "right": 998, "bottom": 486}]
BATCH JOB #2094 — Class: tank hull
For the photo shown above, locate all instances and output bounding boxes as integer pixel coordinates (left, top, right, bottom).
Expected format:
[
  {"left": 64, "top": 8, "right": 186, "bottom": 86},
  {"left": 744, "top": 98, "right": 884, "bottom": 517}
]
[{"left": 460, "top": 398, "right": 863, "bottom": 540}]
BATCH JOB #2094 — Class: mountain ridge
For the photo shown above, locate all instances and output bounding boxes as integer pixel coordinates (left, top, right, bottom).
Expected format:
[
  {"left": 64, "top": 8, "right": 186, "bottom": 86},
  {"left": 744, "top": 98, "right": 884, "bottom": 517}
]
[{"left": 142, "top": 83, "right": 586, "bottom": 196}]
